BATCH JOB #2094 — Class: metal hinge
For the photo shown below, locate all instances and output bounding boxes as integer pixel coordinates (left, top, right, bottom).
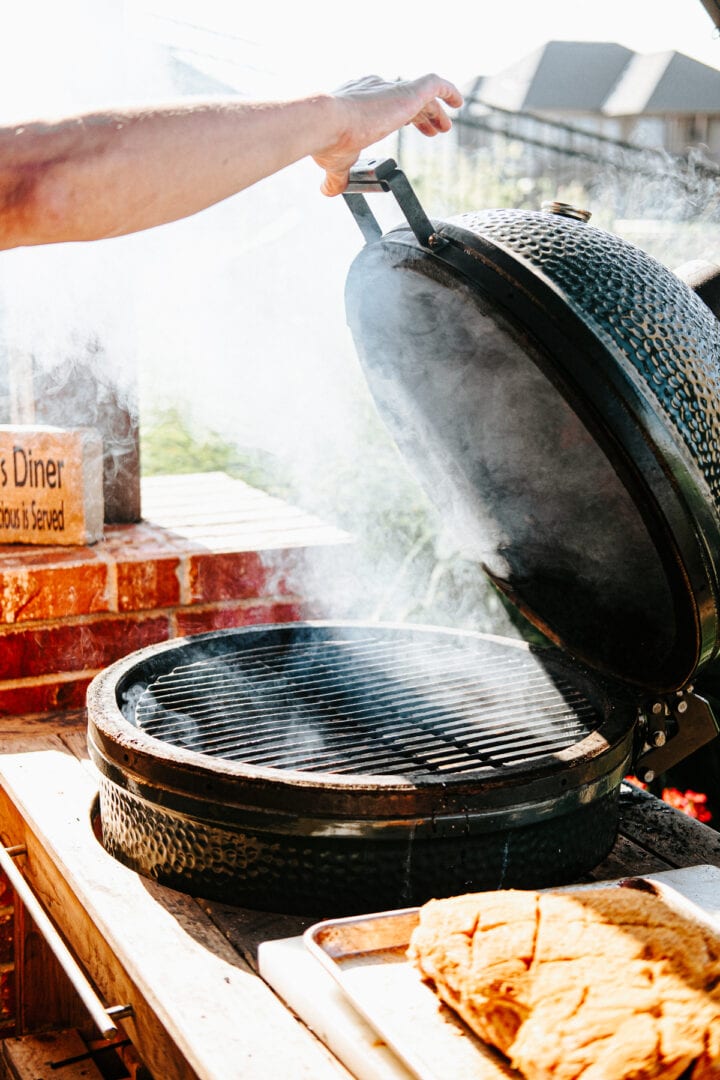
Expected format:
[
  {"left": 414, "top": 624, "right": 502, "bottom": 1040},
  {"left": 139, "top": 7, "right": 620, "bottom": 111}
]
[{"left": 634, "top": 687, "right": 720, "bottom": 784}]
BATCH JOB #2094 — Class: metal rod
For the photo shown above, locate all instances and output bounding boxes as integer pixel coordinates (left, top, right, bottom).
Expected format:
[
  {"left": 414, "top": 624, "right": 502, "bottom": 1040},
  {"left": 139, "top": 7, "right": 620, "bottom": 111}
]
[
  {"left": 343, "top": 157, "right": 443, "bottom": 249},
  {"left": 342, "top": 193, "right": 383, "bottom": 243},
  {"left": 49, "top": 1038, "right": 130, "bottom": 1071},
  {"left": 0, "top": 844, "right": 129, "bottom": 1039}
]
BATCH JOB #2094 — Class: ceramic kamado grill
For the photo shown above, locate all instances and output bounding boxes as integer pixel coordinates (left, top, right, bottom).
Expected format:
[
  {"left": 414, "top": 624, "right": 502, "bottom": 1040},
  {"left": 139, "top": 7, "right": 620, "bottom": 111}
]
[{"left": 87, "top": 161, "right": 720, "bottom": 915}]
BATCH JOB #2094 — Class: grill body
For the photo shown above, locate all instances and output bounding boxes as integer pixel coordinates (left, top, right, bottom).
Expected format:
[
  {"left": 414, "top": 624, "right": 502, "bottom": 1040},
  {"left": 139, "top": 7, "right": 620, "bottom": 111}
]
[{"left": 88, "top": 623, "right": 636, "bottom": 915}]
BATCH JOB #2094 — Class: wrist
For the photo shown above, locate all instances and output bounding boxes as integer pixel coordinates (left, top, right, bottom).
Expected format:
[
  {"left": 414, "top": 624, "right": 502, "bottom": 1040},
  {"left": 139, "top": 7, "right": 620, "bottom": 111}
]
[{"left": 308, "top": 91, "right": 354, "bottom": 159}]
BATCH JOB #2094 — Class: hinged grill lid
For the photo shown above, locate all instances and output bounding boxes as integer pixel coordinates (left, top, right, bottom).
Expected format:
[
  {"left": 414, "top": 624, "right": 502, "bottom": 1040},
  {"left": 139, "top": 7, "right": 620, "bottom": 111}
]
[{"left": 344, "top": 163, "right": 720, "bottom": 692}]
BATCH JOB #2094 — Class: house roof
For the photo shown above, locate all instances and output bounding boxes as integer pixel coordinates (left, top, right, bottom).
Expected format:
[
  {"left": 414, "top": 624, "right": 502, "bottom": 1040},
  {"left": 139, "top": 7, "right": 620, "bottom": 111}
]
[
  {"left": 472, "top": 40, "right": 720, "bottom": 116},
  {"left": 604, "top": 50, "right": 720, "bottom": 115},
  {"left": 475, "top": 41, "right": 634, "bottom": 112}
]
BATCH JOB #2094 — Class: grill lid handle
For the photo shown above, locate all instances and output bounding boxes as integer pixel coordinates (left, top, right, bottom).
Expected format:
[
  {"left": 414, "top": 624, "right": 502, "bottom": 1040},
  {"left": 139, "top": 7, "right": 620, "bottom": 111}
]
[{"left": 343, "top": 157, "right": 446, "bottom": 250}]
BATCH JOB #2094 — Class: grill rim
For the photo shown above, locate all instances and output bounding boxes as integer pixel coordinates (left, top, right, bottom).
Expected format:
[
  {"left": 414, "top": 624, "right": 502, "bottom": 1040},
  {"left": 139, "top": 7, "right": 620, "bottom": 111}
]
[
  {"left": 92, "top": 756, "right": 631, "bottom": 837},
  {"left": 134, "top": 635, "right": 603, "bottom": 773},
  {"left": 87, "top": 622, "right": 637, "bottom": 824}
]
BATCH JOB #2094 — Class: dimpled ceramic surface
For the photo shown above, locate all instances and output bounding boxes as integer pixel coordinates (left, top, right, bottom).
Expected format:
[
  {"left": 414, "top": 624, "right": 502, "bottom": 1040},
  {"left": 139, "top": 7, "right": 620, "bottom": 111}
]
[
  {"left": 452, "top": 208, "right": 720, "bottom": 501},
  {"left": 97, "top": 776, "right": 621, "bottom": 915}
]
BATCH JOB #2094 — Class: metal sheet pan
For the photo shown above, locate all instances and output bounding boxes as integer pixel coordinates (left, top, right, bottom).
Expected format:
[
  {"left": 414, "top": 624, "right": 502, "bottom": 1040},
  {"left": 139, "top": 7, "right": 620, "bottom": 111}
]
[{"left": 303, "top": 865, "right": 720, "bottom": 1080}]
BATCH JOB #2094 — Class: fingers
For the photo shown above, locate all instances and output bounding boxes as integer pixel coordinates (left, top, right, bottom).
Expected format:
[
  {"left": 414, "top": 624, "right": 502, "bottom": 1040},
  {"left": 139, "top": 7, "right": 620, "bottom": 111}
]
[
  {"left": 401, "top": 74, "right": 462, "bottom": 137},
  {"left": 334, "top": 72, "right": 463, "bottom": 129},
  {"left": 317, "top": 73, "right": 464, "bottom": 196},
  {"left": 412, "top": 101, "right": 454, "bottom": 137},
  {"left": 410, "top": 73, "right": 464, "bottom": 112}
]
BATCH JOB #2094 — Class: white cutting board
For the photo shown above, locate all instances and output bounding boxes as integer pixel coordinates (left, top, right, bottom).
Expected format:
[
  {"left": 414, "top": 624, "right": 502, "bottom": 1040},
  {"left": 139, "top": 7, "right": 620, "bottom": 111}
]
[
  {"left": 260, "top": 933, "right": 414, "bottom": 1080},
  {"left": 258, "top": 865, "right": 720, "bottom": 1080}
]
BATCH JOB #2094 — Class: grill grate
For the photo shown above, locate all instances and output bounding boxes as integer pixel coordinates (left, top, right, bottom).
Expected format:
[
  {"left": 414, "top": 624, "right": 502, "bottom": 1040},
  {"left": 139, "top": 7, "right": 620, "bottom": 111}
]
[{"left": 134, "top": 636, "right": 600, "bottom": 775}]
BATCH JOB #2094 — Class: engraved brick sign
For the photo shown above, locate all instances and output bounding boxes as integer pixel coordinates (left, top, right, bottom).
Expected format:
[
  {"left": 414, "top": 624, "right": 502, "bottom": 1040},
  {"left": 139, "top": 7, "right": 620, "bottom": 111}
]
[{"left": 0, "top": 426, "right": 103, "bottom": 545}]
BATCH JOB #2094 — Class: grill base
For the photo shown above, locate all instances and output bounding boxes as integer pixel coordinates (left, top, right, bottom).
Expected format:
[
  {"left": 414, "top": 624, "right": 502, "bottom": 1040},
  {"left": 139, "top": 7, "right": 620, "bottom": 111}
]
[
  {"left": 98, "top": 778, "right": 620, "bottom": 915},
  {"left": 89, "top": 622, "right": 636, "bottom": 914}
]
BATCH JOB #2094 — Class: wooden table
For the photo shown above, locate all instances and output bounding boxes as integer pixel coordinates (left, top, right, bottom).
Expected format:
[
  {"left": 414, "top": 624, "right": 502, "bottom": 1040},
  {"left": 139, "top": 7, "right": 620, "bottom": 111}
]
[{"left": 0, "top": 712, "right": 719, "bottom": 1080}]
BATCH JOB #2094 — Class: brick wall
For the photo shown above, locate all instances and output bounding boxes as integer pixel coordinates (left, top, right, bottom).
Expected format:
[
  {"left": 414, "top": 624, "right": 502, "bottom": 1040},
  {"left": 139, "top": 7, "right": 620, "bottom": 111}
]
[{"left": 0, "top": 473, "right": 350, "bottom": 718}]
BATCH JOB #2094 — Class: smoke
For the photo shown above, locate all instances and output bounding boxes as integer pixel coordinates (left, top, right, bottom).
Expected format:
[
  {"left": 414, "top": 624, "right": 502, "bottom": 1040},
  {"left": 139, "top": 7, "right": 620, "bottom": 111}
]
[
  {"left": 0, "top": 1, "right": 464, "bottom": 624},
  {"left": 0, "top": 1, "right": 182, "bottom": 424},
  {"left": 0, "top": 2, "right": 406, "bottom": 446},
  {"left": 343, "top": 234, "right": 683, "bottom": 679},
  {"left": 6, "top": 2, "right": 716, "bottom": 649}
]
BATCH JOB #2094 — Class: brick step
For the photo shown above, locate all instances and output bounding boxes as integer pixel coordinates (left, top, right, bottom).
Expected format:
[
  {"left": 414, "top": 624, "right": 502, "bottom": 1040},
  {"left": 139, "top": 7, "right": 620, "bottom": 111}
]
[{"left": 0, "top": 473, "right": 349, "bottom": 717}]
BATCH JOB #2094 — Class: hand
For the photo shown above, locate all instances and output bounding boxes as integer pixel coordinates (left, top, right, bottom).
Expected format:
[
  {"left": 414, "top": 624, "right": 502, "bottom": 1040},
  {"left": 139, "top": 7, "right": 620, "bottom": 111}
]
[{"left": 314, "top": 74, "right": 463, "bottom": 196}]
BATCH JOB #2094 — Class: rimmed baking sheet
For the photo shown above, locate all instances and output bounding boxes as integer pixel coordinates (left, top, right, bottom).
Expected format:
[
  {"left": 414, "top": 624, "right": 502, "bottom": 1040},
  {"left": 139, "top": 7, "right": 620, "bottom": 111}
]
[{"left": 302, "top": 865, "right": 720, "bottom": 1080}]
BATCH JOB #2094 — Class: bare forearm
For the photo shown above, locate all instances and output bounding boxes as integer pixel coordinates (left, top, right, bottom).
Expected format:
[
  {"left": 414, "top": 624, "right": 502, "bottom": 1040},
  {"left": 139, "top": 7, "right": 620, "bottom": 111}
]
[
  {"left": 0, "top": 74, "right": 462, "bottom": 250},
  {"left": 0, "top": 95, "right": 340, "bottom": 248}
]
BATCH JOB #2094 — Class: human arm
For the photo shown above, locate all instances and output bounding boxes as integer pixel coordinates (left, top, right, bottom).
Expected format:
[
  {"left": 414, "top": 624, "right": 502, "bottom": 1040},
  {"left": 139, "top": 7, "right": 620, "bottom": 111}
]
[{"left": 0, "top": 73, "right": 462, "bottom": 250}]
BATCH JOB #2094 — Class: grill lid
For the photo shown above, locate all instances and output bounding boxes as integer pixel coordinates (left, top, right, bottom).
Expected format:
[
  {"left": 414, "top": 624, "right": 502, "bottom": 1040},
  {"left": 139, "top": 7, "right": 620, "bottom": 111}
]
[{"left": 343, "top": 160, "right": 720, "bottom": 692}]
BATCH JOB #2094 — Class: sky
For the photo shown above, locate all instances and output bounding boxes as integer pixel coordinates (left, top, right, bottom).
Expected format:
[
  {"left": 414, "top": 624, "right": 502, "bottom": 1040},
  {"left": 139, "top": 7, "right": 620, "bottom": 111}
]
[
  {"left": 2, "top": 1, "right": 720, "bottom": 114},
  {"left": 126, "top": 0, "right": 720, "bottom": 97}
]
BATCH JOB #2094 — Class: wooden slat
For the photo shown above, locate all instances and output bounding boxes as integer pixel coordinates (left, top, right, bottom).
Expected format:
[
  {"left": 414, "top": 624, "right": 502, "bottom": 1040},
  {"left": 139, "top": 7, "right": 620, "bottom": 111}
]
[
  {"left": 618, "top": 783, "right": 720, "bottom": 867},
  {"left": 140, "top": 472, "right": 350, "bottom": 550},
  {"left": 198, "top": 899, "right": 316, "bottom": 972},
  {"left": 0, "top": 745, "right": 350, "bottom": 1080},
  {"left": 15, "top": 900, "right": 90, "bottom": 1038},
  {"left": 56, "top": 730, "right": 90, "bottom": 762},
  {"left": 588, "top": 833, "right": 674, "bottom": 881},
  {"left": 165, "top": 529, "right": 349, "bottom": 553},
  {"left": 0, "top": 715, "right": 86, "bottom": 737}
]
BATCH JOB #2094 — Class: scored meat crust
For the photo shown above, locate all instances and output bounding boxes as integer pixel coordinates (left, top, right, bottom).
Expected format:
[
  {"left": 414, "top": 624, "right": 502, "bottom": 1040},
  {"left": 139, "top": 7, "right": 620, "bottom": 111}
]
[{"left": 407, "top": 887, "right": 720, "bottom": 1079}]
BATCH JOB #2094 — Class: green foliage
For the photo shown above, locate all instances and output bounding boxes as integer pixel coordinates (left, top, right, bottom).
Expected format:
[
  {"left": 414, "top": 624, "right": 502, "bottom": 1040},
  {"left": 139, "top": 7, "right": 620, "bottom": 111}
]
[
  {"left": 401, "top": 132, "right": 720, "bottom": 266},
  {"left": 403, "top": 141, "right": 591, "bottom": 219},
  {"left": 140, "top": 406, "right": 291, "bottom": 497}
]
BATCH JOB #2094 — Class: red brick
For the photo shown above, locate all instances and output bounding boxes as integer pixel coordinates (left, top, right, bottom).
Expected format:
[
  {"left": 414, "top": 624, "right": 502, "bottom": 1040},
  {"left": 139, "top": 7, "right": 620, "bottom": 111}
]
[
  {"left": 189, "top": 549, "right": 309, "bottom": 604},
  {"left": 0, "top": 555, "right": 109, "bottom": 625},
  {"left": 175, "top": 602, "right": 303, "bottom": 637},
  {"left": 0, "top": 616, "right": 170, "bottom": 679},
  {"left": 0, "top": 676, "right": 91, "bottom": 717},
  {"left": 116, "top": 557, "right": 181, "bottom": 612},
  {"left": 0, "top": 477, "right": 352, "bottom": 721},
  {"left": 188, "top": 552, "right": 269, "bottom": 603},
  {"left": 0, "top": 542, "right": 97, "bottom": 567}
]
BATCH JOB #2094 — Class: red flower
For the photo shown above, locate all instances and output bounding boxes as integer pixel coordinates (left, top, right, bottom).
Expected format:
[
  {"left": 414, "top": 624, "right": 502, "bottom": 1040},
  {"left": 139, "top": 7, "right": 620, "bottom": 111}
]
[
  {"left": 624, "top": 776, "right": 713, "bottom": 824},
  {"left": 661, "top": 787, "right": 713, "bottom": 824}
]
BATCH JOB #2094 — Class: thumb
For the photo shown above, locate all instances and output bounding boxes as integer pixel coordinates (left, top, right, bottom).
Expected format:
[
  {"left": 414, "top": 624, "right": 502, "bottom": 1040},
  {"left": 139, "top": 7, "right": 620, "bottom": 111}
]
[{"left": 320, "top": 168, "right": 350, "bottom": 197}]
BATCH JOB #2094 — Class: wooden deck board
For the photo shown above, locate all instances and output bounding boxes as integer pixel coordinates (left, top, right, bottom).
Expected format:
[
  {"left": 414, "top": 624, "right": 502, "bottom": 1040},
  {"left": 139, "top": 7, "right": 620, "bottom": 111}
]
[
  {"left": 0, "top": 734, "right": 350, "bottom": 1080},
  {"left": 2, "top": 714, "right": 720, "bottom": 1078},
  {"left": 0, "top": 1029, "right": 104, "bottom": 1079},
  {"left": 617, "top": 783, "right": 720, "bottom": 867}
]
